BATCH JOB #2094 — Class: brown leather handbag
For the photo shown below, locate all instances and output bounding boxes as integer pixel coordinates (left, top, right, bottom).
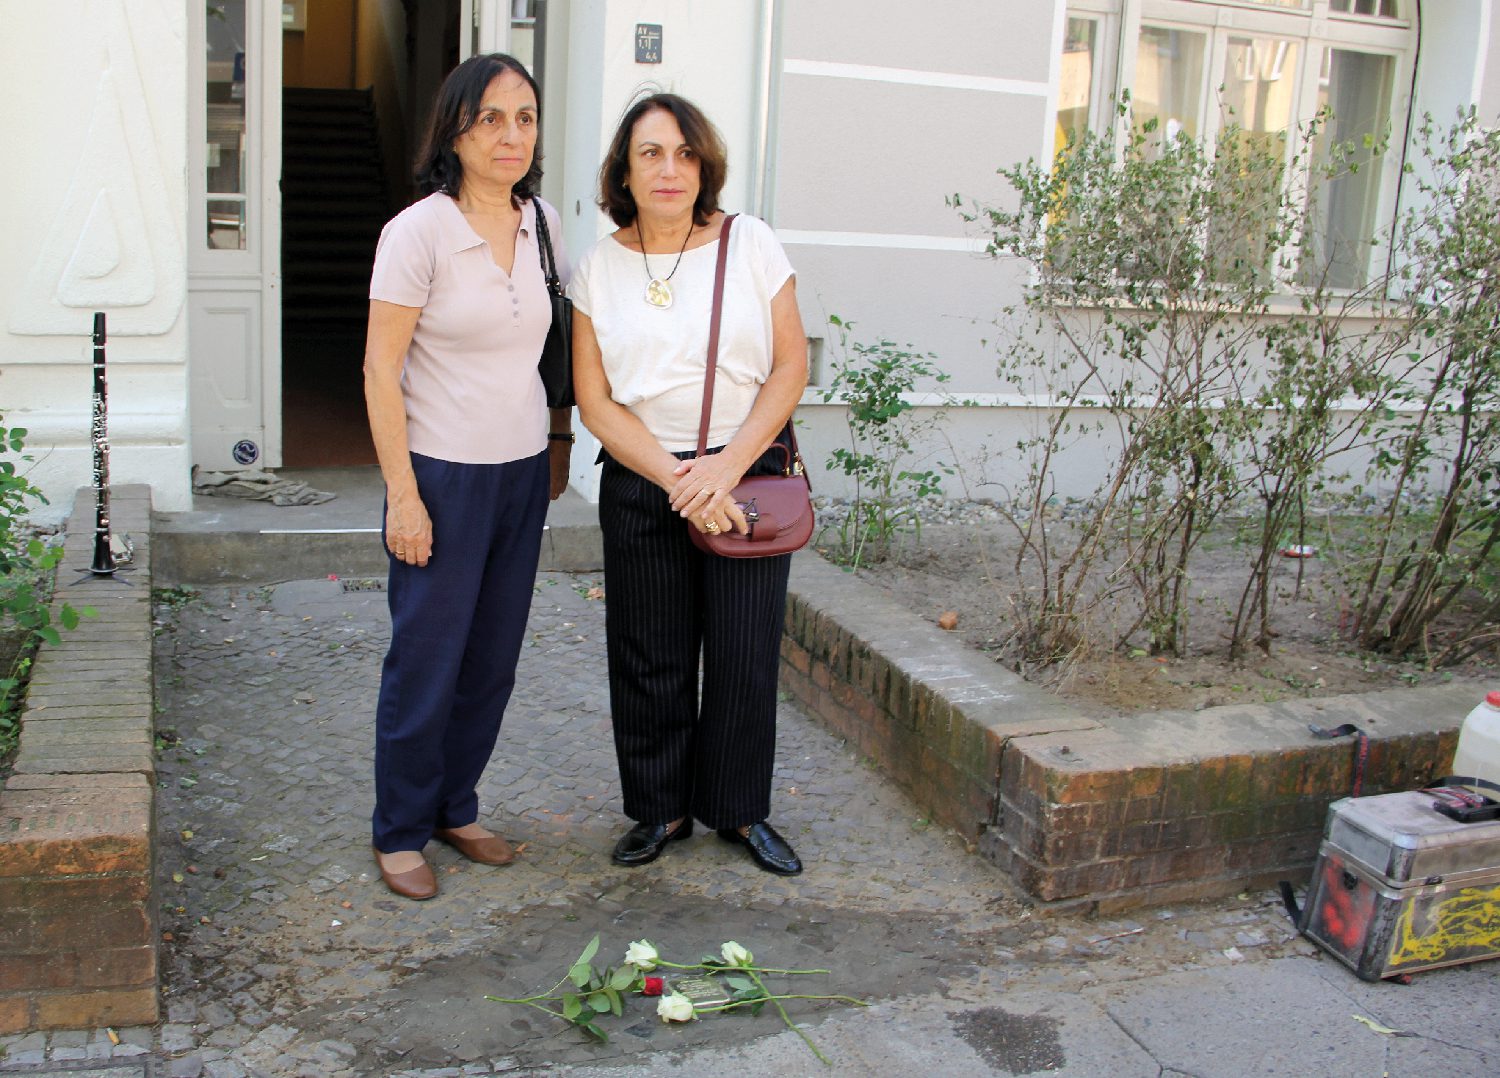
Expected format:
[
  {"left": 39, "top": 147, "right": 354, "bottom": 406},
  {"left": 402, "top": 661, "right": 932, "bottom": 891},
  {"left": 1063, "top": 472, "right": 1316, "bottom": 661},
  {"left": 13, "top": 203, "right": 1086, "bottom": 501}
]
[{"left": 687, "top": 215, "right": 814, "bottom": 558}]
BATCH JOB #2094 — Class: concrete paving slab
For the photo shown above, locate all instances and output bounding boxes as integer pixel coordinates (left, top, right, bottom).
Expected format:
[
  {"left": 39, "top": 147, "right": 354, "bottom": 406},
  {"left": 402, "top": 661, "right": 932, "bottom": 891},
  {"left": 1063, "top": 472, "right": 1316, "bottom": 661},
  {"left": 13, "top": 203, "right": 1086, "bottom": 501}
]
[
  {"left": 1090, "top": 954, "right": 1445, "bottom": 1077},
  {"left": 1306, "top": 950, "right": 1500, "bottom": 1055}
]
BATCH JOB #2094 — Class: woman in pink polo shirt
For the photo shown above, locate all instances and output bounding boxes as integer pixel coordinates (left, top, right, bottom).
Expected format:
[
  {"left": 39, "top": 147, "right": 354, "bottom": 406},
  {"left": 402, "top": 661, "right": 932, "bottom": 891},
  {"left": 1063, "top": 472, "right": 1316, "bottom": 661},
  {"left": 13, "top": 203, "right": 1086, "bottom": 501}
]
[{"left": 363, "top": 53, "right": 571, "bottom": 901}]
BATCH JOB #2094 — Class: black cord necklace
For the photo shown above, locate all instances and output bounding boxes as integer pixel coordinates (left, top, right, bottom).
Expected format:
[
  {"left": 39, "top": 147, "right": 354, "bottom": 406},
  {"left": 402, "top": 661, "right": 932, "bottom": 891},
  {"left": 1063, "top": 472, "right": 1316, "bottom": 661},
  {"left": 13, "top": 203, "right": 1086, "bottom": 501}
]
[{"left": 638, "top": 218, "right": 693, "bottom": 309}]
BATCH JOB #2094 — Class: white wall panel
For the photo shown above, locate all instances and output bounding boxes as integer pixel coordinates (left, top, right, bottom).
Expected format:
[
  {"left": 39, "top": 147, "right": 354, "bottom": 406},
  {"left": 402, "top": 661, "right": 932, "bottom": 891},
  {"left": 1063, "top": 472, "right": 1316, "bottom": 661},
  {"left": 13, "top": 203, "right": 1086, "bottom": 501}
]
[{"left": 0, "top": 0, "right": 190, "bottom": 518}]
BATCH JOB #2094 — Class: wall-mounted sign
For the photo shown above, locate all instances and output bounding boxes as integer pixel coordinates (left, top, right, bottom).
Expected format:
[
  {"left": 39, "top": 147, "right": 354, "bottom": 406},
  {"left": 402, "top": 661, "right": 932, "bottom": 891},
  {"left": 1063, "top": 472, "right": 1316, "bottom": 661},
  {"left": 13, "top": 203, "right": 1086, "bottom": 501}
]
[{"left": 635, "top": 24, "right": 662, "bottom": 64}]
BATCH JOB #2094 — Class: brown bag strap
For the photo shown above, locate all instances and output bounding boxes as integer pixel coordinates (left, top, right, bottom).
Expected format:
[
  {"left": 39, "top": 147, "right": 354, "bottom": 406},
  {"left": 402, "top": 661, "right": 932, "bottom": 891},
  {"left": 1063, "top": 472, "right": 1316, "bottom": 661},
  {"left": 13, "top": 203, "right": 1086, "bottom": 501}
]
[
  {"left": 696, "top": 214, "right": 738, "bottom": 456},
  {"left": 693, "top": 213, "right": 808, "bottom": 483}
]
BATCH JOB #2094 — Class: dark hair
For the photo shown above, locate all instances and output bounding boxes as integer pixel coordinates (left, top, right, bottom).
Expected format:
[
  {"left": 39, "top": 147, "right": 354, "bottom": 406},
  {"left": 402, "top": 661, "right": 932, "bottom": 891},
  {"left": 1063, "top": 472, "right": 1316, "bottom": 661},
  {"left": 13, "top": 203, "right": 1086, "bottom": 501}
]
[
  {"left": 414, "top": 53, "right": 542, "bottom": 203},
  {"left": 597, "top": 93, "right": 726, "bottom": 228}
]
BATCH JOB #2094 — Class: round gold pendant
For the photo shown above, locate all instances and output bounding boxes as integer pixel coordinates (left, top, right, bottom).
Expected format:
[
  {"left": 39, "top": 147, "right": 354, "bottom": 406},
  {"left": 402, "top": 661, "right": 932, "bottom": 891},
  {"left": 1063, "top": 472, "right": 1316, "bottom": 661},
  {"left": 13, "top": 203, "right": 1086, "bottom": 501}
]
[{"left": 645, "top": 278, "right": 674, "bottom": 309}]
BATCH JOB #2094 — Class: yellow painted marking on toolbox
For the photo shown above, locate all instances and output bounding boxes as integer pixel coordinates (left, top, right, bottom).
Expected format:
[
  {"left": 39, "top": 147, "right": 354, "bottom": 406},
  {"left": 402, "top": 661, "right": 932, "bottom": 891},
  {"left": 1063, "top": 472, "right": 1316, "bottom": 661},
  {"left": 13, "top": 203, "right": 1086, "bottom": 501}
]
[{"left": 1389, "top": 883, "right": 1500, "bottom": 967}]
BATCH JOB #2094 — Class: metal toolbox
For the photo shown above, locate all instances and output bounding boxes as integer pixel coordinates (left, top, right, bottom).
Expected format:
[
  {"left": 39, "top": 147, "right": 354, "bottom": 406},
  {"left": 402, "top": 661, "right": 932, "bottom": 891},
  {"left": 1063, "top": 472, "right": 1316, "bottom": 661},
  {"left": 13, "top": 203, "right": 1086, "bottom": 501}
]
[{"left": 1301, "top": 790, "right": 1500, "bottom": 981}]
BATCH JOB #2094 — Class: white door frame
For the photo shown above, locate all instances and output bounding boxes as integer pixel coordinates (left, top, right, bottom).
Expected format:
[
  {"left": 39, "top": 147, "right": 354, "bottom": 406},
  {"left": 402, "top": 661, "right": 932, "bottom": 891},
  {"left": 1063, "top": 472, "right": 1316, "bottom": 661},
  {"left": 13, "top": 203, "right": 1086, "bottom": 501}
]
[
  {"left": 466, "top": 0, "right": 513, "bottom": 58},
  {"left": 186, "top": 0, "right": 282, "bottom": 470}
]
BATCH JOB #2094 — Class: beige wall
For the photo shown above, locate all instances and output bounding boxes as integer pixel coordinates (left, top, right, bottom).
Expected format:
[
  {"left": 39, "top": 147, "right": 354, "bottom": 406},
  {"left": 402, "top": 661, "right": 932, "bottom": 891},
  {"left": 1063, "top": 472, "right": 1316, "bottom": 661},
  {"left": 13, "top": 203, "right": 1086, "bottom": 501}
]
[
  {"left": 784, "top": 0, "right": 1055, "bottom": 84},
  {"left": 768, "top": 0, "right": 1063, "bottom": 494},
  {"left": 284, "top": 0, "right": 357, "bottom": 89}
]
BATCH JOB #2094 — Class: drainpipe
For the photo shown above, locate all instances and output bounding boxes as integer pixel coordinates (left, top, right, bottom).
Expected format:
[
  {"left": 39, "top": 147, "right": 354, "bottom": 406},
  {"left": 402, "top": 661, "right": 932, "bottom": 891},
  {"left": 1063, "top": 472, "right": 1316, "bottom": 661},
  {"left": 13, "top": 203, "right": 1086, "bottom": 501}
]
[{"left": 750, "top": 0, "right": 780, "bottom": 220}]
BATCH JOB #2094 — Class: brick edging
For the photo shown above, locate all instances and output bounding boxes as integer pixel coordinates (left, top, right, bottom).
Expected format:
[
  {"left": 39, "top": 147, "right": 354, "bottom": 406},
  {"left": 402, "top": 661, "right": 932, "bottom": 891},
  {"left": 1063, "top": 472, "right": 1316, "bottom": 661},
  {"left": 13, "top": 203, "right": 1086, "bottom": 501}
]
[
  {"left": 0, "top": 487, "right": 157, "bottom": 1031},
  {"left": 780, "top": 552, "right": 1476, "bottom": 911}
]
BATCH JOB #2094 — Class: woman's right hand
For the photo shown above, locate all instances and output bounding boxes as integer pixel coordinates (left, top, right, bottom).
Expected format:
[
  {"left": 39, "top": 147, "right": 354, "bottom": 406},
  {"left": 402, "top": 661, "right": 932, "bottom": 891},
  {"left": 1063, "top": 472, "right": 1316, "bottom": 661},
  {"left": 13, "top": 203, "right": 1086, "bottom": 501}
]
[{"left": 386, "top": 492, "right": 433, "bottom": 567}]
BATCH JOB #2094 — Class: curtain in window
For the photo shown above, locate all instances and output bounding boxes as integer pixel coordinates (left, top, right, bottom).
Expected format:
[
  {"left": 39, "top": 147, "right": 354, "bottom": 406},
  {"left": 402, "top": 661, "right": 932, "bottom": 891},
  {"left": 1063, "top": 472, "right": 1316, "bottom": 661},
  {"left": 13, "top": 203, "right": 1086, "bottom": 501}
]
[
  {"left": 1302, "top": 49, "right": 1394, "bottom": 288},
  {"left": 1134, "top": 26, "right": 1206, "bottom": 154}
]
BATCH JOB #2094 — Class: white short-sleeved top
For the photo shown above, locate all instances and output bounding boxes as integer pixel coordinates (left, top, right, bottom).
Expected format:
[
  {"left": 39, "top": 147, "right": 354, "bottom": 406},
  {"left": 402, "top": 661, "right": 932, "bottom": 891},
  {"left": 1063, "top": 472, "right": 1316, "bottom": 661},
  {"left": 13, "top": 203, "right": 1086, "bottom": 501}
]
[
  {"left": 369, "top": 192, "right": 566, "bottom": 464},
  {"left": 569, "top": 214, "right": 794, "bottom": 452}
]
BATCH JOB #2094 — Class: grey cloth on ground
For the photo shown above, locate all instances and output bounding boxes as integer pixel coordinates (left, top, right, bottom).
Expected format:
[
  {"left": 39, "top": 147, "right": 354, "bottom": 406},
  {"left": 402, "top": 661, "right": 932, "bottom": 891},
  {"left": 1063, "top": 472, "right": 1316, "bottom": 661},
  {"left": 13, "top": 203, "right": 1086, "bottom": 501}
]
[{"left": 192, "top": 468, "right": 336, "bottom": 506}]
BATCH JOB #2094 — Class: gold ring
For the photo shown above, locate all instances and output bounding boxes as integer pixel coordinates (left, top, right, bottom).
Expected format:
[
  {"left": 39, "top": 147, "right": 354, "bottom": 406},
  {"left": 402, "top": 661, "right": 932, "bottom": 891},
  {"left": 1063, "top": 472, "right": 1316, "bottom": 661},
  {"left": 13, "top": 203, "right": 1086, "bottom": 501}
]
[{"left": 704, "top": 521, "right": 721, "bottom": 534}]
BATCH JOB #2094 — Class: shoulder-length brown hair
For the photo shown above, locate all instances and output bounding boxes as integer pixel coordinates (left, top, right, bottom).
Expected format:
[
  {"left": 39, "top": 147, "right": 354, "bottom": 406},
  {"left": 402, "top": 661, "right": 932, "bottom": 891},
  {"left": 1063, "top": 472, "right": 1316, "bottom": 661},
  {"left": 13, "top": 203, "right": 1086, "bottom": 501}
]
[
  {"left": 414, "top": 53, "right": 543, "bottom": 204},
  {"left": 597, "top": 93, "right": 726, "bottom": 228}
]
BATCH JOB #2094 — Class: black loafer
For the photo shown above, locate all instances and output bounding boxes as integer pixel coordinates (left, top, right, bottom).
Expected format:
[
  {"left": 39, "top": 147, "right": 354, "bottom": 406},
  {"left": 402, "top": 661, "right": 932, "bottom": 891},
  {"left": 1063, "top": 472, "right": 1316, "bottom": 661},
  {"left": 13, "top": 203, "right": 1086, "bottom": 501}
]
[
  {"left": 612, "top": 818, "right": 694, "bottom": 866},
  {"left": 717, "top": 821, "right": 803, "bottom": 876}
]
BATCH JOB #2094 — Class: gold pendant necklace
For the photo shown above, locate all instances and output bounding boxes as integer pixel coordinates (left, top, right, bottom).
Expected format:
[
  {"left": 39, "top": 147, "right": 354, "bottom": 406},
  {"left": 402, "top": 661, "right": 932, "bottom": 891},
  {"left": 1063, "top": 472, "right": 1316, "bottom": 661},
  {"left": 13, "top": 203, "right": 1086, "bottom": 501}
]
[{"left": 639, "top": 219, "right": 693, "bottom": 309}]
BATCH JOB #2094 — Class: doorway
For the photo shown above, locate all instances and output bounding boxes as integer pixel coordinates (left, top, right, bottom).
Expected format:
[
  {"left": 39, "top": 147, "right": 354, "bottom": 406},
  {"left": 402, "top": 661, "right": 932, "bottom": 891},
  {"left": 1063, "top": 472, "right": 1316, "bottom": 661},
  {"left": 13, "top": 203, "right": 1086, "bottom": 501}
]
[{"left": 278, "top": 0, "right": 465, "bottom": 467}]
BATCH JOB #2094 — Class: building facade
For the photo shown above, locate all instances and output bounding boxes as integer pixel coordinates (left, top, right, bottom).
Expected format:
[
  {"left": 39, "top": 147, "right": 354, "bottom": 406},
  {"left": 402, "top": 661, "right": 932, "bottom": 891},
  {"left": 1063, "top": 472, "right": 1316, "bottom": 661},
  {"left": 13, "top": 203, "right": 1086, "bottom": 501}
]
[{"left": 1, "top": 1, "right": 1496, "bottom": 519}]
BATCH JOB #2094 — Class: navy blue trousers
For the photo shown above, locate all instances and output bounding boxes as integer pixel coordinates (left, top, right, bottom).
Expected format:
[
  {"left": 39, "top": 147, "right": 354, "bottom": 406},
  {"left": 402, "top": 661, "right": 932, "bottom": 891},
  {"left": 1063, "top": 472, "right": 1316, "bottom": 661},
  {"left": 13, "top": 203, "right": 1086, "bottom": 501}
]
[
  {"left": 599, "top": 446, "right": 792, "bottom": 830},
  {"left": 372, "top": 449, "right": 549, "bottom": 852}
]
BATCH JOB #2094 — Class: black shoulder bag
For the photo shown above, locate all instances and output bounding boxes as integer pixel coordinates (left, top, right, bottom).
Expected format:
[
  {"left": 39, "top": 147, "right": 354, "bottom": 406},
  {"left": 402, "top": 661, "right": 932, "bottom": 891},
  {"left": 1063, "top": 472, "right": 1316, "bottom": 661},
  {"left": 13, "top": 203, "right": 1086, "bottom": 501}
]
[{"left": 533, "top": 201, "right": 574, "bottom": 409}]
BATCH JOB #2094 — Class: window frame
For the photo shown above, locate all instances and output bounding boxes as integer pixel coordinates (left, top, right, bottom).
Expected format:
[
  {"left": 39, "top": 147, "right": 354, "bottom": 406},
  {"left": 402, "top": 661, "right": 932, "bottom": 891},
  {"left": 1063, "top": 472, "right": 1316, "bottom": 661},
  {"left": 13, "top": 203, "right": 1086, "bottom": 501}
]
[{"left": 1063, "top": 0, "right": 1415, "bottom": 293}]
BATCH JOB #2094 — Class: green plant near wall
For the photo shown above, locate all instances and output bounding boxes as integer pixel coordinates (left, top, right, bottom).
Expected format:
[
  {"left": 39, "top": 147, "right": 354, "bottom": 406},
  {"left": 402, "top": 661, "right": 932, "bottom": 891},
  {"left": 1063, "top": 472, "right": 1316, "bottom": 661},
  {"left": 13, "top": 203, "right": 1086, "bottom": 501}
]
[
  {"left": 819, "top": 316, "right": 955, "bottom": 568},
  {"left": 1345, "top": 110, "right": 1500, "bottom": 666},
  {"left": 0, "top": 421, "right": 94, "bottom": 755}
]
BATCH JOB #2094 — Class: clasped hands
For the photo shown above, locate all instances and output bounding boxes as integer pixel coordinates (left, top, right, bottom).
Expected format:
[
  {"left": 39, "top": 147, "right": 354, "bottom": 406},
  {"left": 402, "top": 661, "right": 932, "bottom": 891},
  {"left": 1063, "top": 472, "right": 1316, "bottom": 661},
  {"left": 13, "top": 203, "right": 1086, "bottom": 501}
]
[{"left": 669, "top": 454, "right": 748, "bottom": 536}]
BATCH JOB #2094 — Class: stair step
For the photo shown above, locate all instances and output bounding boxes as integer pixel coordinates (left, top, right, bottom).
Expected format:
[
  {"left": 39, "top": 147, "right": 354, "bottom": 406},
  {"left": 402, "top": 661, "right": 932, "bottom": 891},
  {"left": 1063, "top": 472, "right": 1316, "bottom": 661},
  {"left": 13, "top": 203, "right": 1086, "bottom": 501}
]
[
  {"left": 281, "top": 86, "right": 390, "bottom": 338},
  {"left": 284, "top": 87, "right": 376, "bottom": 107},
  {"left": 284, "top": 237, "right": 380, "bottom": 257}
]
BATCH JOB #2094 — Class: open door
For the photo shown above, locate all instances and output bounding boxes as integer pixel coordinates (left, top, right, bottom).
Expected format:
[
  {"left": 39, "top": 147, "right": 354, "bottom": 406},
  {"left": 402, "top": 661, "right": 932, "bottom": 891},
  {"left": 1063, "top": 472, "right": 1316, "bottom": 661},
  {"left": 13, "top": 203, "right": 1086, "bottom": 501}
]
[{"left": 187, "top": 0, "right": 283, "bottom": 471}]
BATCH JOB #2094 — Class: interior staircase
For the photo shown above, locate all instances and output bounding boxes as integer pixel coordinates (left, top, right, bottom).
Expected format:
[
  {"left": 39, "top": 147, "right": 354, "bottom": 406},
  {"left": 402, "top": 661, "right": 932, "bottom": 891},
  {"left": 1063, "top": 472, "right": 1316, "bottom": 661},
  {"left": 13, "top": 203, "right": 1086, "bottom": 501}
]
[
  {"left": 281, "top": 86, "right": 391, "bottom": 345},
  {"left": 280, "top": 87, "right": 391, "bottom": 466}
]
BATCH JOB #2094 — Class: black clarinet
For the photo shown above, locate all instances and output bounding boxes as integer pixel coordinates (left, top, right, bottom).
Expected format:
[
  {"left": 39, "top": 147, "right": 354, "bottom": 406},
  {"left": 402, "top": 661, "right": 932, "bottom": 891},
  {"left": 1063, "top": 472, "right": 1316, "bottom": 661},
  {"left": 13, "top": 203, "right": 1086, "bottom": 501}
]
[{"left": 89, "top": 311, "right": 115, "bottom": 575}]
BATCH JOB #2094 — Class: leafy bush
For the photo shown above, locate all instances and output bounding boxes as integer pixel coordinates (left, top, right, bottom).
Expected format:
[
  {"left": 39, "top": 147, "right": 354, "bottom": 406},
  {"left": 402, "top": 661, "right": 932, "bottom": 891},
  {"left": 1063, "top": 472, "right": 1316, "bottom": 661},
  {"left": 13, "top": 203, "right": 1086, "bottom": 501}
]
[
  {"left": 951, "top": 101, "right": 1496, "bottom": 671},
  {"left": 1345, "top": 111, "right": 1500, "bottom": 665},
  {"left": 819, "top": 316, "right": 956, "bottom": 568},
  {"left": 0, "top": 420, "right": 92, "bottom": 754}
]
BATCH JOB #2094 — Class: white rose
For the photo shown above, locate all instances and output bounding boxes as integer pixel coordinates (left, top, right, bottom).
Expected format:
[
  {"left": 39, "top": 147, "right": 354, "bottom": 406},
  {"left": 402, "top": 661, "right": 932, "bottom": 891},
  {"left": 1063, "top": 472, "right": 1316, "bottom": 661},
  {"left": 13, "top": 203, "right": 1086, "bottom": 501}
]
[
  {"left": 623, "top": 940, "right": 659, "bottom": 971},
  {"left": 657, "top": 991, "right": 696, "bottom": 1022},
  {"left": 721, "top": 941, "right": 753, "bottom": 967}
]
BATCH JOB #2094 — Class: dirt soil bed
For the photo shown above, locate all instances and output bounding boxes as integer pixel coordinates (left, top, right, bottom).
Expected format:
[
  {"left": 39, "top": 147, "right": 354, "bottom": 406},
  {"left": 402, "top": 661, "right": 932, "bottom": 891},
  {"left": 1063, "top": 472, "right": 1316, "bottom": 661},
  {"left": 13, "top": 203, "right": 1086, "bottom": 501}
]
[{"left": 818, "top": 515, "right": 1497, "bottom": 718}]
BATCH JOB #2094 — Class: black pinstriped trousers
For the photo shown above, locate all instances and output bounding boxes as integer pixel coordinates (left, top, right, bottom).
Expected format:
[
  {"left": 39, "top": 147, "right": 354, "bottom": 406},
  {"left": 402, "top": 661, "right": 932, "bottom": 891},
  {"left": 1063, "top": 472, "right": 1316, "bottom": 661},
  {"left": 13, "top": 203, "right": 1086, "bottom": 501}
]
[{"left": 599, "top": 446, "right": 791, "bottom": 830}]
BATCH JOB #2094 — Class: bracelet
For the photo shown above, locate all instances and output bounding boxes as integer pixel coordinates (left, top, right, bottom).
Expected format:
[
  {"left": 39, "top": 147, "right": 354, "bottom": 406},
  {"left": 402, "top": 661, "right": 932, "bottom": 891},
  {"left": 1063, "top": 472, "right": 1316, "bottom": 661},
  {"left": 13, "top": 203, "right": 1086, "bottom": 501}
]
[{"left": 548, "top": 432, "right": 575, "bottom": 443}]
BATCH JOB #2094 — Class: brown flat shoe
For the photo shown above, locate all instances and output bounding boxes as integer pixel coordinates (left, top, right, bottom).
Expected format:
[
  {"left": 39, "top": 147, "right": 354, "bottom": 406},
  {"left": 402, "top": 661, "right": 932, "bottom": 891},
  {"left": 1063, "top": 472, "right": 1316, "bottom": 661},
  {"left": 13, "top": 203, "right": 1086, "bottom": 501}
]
[
  {"left": 433, "top": 827, "right": 515, "bottom": 866},
  {"left": 374, "top": 848, "right": 438, "bottom": 900}
]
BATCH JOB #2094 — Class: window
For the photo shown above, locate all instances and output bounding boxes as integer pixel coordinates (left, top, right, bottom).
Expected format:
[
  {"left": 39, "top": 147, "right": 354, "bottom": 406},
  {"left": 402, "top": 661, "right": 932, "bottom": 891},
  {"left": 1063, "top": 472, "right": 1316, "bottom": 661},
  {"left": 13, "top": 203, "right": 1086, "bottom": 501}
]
[
  {"left": 1057, "top": 18, "right": 1100, "bottom": 152},
  {"left": 205, "top": 1, "right": 249, "bottom": 251},
  {"left": 1059, "top": 0, "right": 1412, "bottom": 289}
]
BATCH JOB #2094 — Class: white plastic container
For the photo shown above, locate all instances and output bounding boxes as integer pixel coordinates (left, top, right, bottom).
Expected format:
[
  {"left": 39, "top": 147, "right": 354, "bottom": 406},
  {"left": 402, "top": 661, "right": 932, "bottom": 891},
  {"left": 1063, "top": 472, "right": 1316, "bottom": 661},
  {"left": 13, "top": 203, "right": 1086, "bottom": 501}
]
[{"left": 1453, "top": 691, "right": 1500, "bottom": 792}]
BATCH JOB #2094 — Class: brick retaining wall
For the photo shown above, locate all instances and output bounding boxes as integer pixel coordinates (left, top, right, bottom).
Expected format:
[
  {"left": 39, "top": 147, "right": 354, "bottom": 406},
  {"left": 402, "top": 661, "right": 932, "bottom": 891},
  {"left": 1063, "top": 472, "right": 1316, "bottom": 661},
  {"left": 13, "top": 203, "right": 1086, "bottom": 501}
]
[
  {"left": 781, "top": 553, "right": 1476, "bottom": 911},
  {"left": 0, "top": 487, "right": 156, "bottom": 1031}
]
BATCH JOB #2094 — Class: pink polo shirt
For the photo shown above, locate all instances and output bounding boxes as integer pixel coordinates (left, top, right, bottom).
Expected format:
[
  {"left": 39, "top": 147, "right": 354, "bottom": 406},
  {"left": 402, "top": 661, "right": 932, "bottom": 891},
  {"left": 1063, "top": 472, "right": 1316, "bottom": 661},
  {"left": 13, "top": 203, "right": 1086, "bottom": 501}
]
[{"left": 369, "top": 192, "right": 565, "bottom": 464}]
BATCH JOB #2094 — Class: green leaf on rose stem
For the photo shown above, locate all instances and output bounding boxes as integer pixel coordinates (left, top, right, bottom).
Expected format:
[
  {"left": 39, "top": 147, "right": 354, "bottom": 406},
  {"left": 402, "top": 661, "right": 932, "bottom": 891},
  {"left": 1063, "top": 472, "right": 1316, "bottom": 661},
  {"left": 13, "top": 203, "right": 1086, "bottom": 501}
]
[
  {"left": 568, "top": 962, "right": 591, "bottom": 989},
  {"left": 562, "top": 994, "right": 582, "bottom": 1021},
  {"left": 724, "top": 976, "right": 754, "bottom": 991},
  {"left": 700, "top": 955, "right": 725, "bottom": 967},
  {"left": 587, "top": 990, "right": 610, "bottom": 1013},
  {"left": 580, "top": 1022, "right": 608, "bottom": 1042},
  {"left": 749, "top": 1000, "right": 766, "bottom": 1016},
  {"left": 587, "top": 967, "right": 605, "bottom": 991},
  {"left": 609, "top": 966, "right": 638, "bottom": 991},
  {"left": 575, "top": 935, "right": 601, "bottom": 967},
  {"left": 604, "top": 986, "right": 623, "bottom": 1016},
  {"left": 732, "top": 987, "right": 766, "bottom": 1002}
]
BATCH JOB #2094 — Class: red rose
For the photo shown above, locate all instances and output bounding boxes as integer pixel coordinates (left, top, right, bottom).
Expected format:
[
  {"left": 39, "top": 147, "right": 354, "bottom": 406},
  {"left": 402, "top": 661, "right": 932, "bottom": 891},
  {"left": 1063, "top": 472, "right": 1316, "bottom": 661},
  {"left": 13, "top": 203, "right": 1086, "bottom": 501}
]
[{"left": 642, "top": 976, "right": 665, "bottom": 997}]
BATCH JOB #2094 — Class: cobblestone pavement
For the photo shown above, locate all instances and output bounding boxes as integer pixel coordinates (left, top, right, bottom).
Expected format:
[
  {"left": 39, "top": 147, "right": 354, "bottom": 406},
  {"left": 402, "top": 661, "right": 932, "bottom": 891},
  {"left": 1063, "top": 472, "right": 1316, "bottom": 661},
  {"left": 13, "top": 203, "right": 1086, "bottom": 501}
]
[
  {"left": 6, "top": 573, "right": 1397, "bottom": 1076},
  {"left": 132, "top": 572, "right": 1339, "bottom": 1077}
]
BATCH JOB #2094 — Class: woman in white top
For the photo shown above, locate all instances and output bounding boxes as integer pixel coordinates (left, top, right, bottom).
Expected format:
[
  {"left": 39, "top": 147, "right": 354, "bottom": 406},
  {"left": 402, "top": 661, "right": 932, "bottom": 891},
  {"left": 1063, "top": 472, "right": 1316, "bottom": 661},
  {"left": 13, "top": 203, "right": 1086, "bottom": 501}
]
[
  {"left": 364, "top": 54, "right": 572, "bottom": 900},
  {"left": 571, "top": 94, "right": 809, "bottom": 875}
]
